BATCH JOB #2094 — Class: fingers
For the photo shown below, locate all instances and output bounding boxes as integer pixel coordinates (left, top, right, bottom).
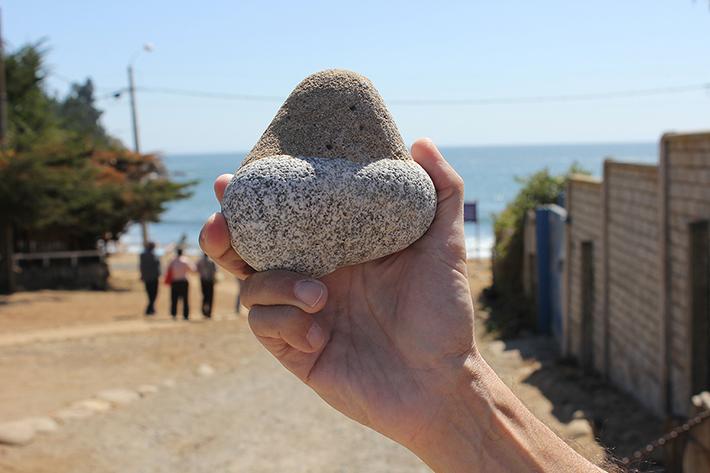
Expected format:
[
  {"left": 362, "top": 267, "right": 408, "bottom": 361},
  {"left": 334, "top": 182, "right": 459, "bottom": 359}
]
[
  {"left": 411, "top": 138, "right": 464, "bottom": 202},
  {"left": 411, "top": 138, "right": 467, "bottom": 257},
  {"left": 241, "top": 270, "right": 328, "bottom": 314},
  {"left": 199, "top": 212, "right": 254, "bottom": 279},
  {"left": 214, "top": 174, "right": 233, "bottom": 203},
  {"left": 249, "top": 305, "right": 326, "bottom": 353}
]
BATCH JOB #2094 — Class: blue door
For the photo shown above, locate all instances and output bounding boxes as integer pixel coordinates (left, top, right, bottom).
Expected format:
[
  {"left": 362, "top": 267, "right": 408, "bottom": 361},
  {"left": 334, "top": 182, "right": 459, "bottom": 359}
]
[{"left": 535, "top": 205, "right": 566, "bottom": 339}]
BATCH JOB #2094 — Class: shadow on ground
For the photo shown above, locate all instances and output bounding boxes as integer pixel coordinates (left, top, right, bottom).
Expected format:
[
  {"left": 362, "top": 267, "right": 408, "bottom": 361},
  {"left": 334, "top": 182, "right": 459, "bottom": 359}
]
[{"left": 479, "top": 293, "right": 668, "bottom": 471}]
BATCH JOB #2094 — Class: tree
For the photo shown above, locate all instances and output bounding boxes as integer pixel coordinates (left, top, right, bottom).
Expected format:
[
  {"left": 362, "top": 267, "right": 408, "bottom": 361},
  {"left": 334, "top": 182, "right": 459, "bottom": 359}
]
[
  {"left": 0, "top": 42, "right": 194, "bottom": 293},
  {"left": 57, "top": 78, "right": 112, "bottom": 148},
  {"left": 4, "top": 42, "right": 61, "bottom": 151},
  {"left": 489, "top": 164, "right": 588, "bottom": 335}
]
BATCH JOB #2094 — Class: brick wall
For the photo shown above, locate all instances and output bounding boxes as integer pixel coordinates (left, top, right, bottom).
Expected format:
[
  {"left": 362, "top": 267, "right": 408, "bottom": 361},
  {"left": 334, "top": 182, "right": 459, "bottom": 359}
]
[
  {"left": 662, "top": 132, "right": 710, "bottom": 415},
  {"left": 605, "top": 162, "right": 663, "bottom": 413},
  {"left": 565, "top": 176, "right": 604, "bottom": 372}
]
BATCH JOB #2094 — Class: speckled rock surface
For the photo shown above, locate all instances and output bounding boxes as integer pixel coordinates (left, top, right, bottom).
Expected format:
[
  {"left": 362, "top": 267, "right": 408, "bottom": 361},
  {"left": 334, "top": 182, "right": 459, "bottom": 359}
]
[{"left": 222, "top": 69, "right": 437, "bottom": 277}]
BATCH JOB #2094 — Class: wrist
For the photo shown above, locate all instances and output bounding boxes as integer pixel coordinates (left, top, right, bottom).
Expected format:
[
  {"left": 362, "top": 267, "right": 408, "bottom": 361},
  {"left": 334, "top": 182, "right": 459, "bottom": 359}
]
[{"left": 407, "top": 353, "right": 602, "bottom": 473}]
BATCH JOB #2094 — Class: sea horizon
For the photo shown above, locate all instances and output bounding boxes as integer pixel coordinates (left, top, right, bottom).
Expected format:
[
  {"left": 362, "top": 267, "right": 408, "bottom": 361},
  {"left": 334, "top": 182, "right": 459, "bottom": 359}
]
[
  {"left": 119, "top": 140, "right": 659, "bottom": 258},
  {"left": 162, "top": 139, "right": 657, "bottom": 159}
]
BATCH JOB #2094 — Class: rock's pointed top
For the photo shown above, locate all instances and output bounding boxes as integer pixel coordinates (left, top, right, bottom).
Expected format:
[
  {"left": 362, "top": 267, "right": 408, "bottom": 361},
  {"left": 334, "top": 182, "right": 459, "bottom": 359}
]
[{"left": 242, "top": 69, "right": 410, "bottom": 167}]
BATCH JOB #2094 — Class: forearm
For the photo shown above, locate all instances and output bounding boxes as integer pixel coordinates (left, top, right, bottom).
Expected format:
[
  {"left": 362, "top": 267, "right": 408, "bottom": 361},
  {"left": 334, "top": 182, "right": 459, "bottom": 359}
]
[{"left": 409, "top": 355, "right": 604, "bottom": 473}]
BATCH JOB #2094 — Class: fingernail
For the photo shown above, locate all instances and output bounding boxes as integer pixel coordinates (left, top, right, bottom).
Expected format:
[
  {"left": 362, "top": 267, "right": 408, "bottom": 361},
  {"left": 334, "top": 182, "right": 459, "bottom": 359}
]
[
  {"left": 294, "top": 280, "right": 324, "bottom": 307},
  {"left": 306, "top": 322, "right": 324, "bottom": 349}
]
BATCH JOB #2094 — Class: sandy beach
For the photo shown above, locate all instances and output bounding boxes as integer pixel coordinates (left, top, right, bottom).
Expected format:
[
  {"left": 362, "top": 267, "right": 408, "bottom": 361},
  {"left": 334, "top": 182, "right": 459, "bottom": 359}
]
[{"left": 0, "top": 255, "right": 663, "bottom": 472}]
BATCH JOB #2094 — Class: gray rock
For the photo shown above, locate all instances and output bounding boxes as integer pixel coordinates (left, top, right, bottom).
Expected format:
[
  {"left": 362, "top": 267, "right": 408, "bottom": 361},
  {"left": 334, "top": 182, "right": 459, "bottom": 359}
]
[
  {"left": 137, "top": 384, "right": 159, "bottom": 396},
  {"left": 197, "top": 363, "right": 215, "bottom": 377},
  {"left": 162, "top": 379, "right": 177, "bottom": 388},
  {"left": 73, "top": 398, "right": 112, "bottom": 413},
  {"left": 97, "top": 389, "right": 140, "bottom": 406},
  {"left": 22, "top": 416, "right": 59, "bottom": 433},
  {"left": 54, "top": 406, "right": 94, "bottom": 421},
  {"left": 222, "top": 69, "right": 437, "bottom": 277},
  {"left": 567, "top": 418, "right": 594, "bottom": 439},
  {"left": 0, "top": 421, "right": 35, "bottom": 445}
]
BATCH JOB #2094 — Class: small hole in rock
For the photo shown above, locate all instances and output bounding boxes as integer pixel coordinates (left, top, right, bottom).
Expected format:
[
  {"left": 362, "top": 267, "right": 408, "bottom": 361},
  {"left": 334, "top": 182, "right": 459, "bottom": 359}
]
[
  {"left": 349, "top": 105, "right": 357, "bottom": 111},
  {"left": 359, "top": 125, "right": 364, "bottom": 131},
  {"left": 326, "top": 144, "right": 333, "bottom": 150}
]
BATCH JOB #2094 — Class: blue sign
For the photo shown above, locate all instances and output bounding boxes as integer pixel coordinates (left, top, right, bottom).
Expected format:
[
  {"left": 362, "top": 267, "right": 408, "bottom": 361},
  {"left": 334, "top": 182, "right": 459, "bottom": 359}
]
[{"left": 464, "top": 202, "right": 477, "bottom": 223}]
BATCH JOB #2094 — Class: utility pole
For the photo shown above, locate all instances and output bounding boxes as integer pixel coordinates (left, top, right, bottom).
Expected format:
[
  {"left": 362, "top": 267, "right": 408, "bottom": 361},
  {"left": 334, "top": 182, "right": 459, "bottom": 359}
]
[
  {"left": 128, "top": 65, "right": 141, "bottom": 157},
  {"left": 127, "top": 64, "right": 149, "bottom": 245},
  {"left": 0, "top": 7, "right": 15, "bottom": 294},
  {"left": 0, "top": 8, "right": 7, "bottom": 150}
]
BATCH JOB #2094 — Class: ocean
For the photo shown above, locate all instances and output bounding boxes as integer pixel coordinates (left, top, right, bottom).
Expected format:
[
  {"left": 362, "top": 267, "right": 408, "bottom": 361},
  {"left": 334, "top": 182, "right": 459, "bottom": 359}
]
[{"left": 120, "top": 142, "right": 658, "bottom": 257}]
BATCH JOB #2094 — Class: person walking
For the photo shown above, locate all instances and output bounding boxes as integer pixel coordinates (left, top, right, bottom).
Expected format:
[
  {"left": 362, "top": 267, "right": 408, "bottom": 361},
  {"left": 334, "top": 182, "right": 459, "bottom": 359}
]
[
  {"left": 139, "top": 241, "right": 161, "bottom": 316},
  {"left": 166, "top": 248, "right": 196, "bottom": 320},
  {"left": 197, "top": 253, "right": 217, "bottom": 318}
]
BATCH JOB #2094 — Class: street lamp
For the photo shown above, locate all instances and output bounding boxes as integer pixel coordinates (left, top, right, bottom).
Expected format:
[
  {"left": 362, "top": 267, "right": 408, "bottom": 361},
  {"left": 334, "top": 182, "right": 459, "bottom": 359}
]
[{"left": 127, "top": 43, "right": 153, "bottom": 245}]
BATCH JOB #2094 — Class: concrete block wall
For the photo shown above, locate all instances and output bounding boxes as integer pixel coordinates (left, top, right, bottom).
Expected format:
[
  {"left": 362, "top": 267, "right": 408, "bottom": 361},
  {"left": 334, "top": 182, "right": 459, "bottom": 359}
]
[
  {"left": 565, "top": 177, "right": 604, "bottom": 372},
  {"left": 605, "top": 162, "right": 663, "bottom": 413},
  {"left": 661, "top": 132, "right": 710, "bottom": 415},
  {"left": 564, "top": 131, "right": 710, "bottom": 417}
]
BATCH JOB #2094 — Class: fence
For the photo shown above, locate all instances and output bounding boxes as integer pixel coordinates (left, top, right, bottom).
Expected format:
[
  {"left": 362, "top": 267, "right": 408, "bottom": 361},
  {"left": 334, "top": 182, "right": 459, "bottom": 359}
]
[
  {"left": 9, "top": 250, "right": 108, "bottom": 290},
  {"left": 563, "top": 131, "right": 710, "bottom": 420}
]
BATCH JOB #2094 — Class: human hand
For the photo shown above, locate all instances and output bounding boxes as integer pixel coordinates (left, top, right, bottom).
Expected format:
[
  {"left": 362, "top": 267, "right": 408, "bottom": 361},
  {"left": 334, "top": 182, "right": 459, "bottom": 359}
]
[
  {"left": 200, "top": 140, "right": 606, "bottom": 473},
  {"left": 199, "top": 139, "right": 477, "bottom": 447}
]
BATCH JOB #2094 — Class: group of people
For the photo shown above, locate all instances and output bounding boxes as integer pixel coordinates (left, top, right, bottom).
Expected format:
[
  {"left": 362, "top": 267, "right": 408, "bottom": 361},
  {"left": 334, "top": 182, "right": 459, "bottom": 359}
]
[{"left": 139, "top": 242, "right": 232, "bottom": 320}]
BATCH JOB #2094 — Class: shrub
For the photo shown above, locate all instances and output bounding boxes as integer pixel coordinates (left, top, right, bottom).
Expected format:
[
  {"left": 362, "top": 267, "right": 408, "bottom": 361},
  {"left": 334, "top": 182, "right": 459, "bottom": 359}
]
[{"left": 488, "top": 165, "right": 587, "bottom": 336}]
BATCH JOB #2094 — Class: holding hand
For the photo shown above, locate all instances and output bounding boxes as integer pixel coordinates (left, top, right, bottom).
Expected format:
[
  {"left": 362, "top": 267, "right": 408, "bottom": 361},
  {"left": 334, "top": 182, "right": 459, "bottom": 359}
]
[{"left": 200, "top": 139, "right": 604, "bottom": 473}]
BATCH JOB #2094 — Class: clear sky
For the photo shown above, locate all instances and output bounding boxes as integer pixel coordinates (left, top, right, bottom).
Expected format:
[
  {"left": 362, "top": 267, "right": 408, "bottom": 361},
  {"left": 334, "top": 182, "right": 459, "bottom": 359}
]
[{"left": 5, "top": 0, "right": 710, "bottom": 154}]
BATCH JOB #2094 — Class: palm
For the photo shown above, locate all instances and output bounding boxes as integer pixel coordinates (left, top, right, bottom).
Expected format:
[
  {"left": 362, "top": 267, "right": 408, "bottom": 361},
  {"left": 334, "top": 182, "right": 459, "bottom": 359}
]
[{"left": 267, "top": 229, "right": 476, "bottom": 445}]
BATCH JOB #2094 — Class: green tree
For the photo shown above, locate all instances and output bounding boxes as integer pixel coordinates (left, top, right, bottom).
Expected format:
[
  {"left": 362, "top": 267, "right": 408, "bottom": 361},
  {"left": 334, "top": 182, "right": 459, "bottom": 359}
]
[
  {"left": 0, "top": 42, "right": 195, "bottom": 293},
  {"left": 489, "top": 164, "right": 588, "bottom": 336},
  {"left": 1, "top": 147, "right": 194, "bottom": 250},
  {"left": 4, "top": 42, "right": 61, "bottom": 151},
  {"left": 57, "top": 78, "right": 118, "bottom": 149}
]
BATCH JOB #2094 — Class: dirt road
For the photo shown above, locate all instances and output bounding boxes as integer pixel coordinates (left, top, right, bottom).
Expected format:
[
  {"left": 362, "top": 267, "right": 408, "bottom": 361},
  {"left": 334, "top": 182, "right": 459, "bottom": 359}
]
[
  {"left": 0, "top": 258, "right": 663, "bottom": 472},
  {"left": 0, "top": 318, "right": 427, "bottom": 473}
]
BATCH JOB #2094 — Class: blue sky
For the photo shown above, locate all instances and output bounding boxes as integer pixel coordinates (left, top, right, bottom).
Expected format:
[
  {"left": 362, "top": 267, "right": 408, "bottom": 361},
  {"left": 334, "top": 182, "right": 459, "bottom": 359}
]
[{"left": 6, "top": 0, "right": 710, "bottom": 153}]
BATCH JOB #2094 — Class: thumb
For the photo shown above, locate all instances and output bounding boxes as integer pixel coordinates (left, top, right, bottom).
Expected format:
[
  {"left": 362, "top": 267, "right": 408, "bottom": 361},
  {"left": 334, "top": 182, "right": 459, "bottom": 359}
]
[{"left": 411, "top": 138, "right": 466, "bottom": 256}]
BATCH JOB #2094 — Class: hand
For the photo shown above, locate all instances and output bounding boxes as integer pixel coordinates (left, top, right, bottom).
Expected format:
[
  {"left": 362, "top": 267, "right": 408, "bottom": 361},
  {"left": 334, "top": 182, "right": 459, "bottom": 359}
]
[
  {"left": 200, "top": 139, "right": 476, "bottom": 447},
  {"left": 200, "top": 140, "right": 603, "bottom": 473}
]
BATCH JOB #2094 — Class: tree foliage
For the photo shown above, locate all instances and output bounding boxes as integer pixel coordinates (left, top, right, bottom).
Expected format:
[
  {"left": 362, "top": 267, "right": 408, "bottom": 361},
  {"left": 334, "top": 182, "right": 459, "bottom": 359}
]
[
  {"left": 489, "top": 165, "right": 588, "bottom": 335},
  {"left": 0, "top": 42, "right": 194, "bottom": 251},
  {"left": 4, "top": 42, "right": 61, "bottom": 151},
  {"left": 58, "top": 79, "right": 115, "bottom": 148}
]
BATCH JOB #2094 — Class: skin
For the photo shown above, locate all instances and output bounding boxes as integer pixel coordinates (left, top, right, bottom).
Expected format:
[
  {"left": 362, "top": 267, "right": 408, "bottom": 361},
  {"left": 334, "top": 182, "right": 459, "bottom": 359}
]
[{"left": 200, "top": 139, "right": 605, "bottom": 473}]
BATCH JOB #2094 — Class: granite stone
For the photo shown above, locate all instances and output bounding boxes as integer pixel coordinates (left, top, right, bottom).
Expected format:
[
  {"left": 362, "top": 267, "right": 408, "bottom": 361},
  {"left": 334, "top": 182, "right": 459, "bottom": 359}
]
[{"left": 222, "top": 70, "right": 437, "bottom": 277}]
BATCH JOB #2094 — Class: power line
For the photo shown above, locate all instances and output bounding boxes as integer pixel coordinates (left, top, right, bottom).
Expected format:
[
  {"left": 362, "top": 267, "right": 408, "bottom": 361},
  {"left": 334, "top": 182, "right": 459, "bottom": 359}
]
[
  {"left": 131, "top": 82, "right": 710, "bottom": 106},
  {"left": 387, "top": 83, "right": 710, "bottom": 105},
  {"left": 137, "top": 86, "right": 282, "bottom": 102},
  {"left": 48, "top": 70, "right": 710, "bottom": 106}
]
